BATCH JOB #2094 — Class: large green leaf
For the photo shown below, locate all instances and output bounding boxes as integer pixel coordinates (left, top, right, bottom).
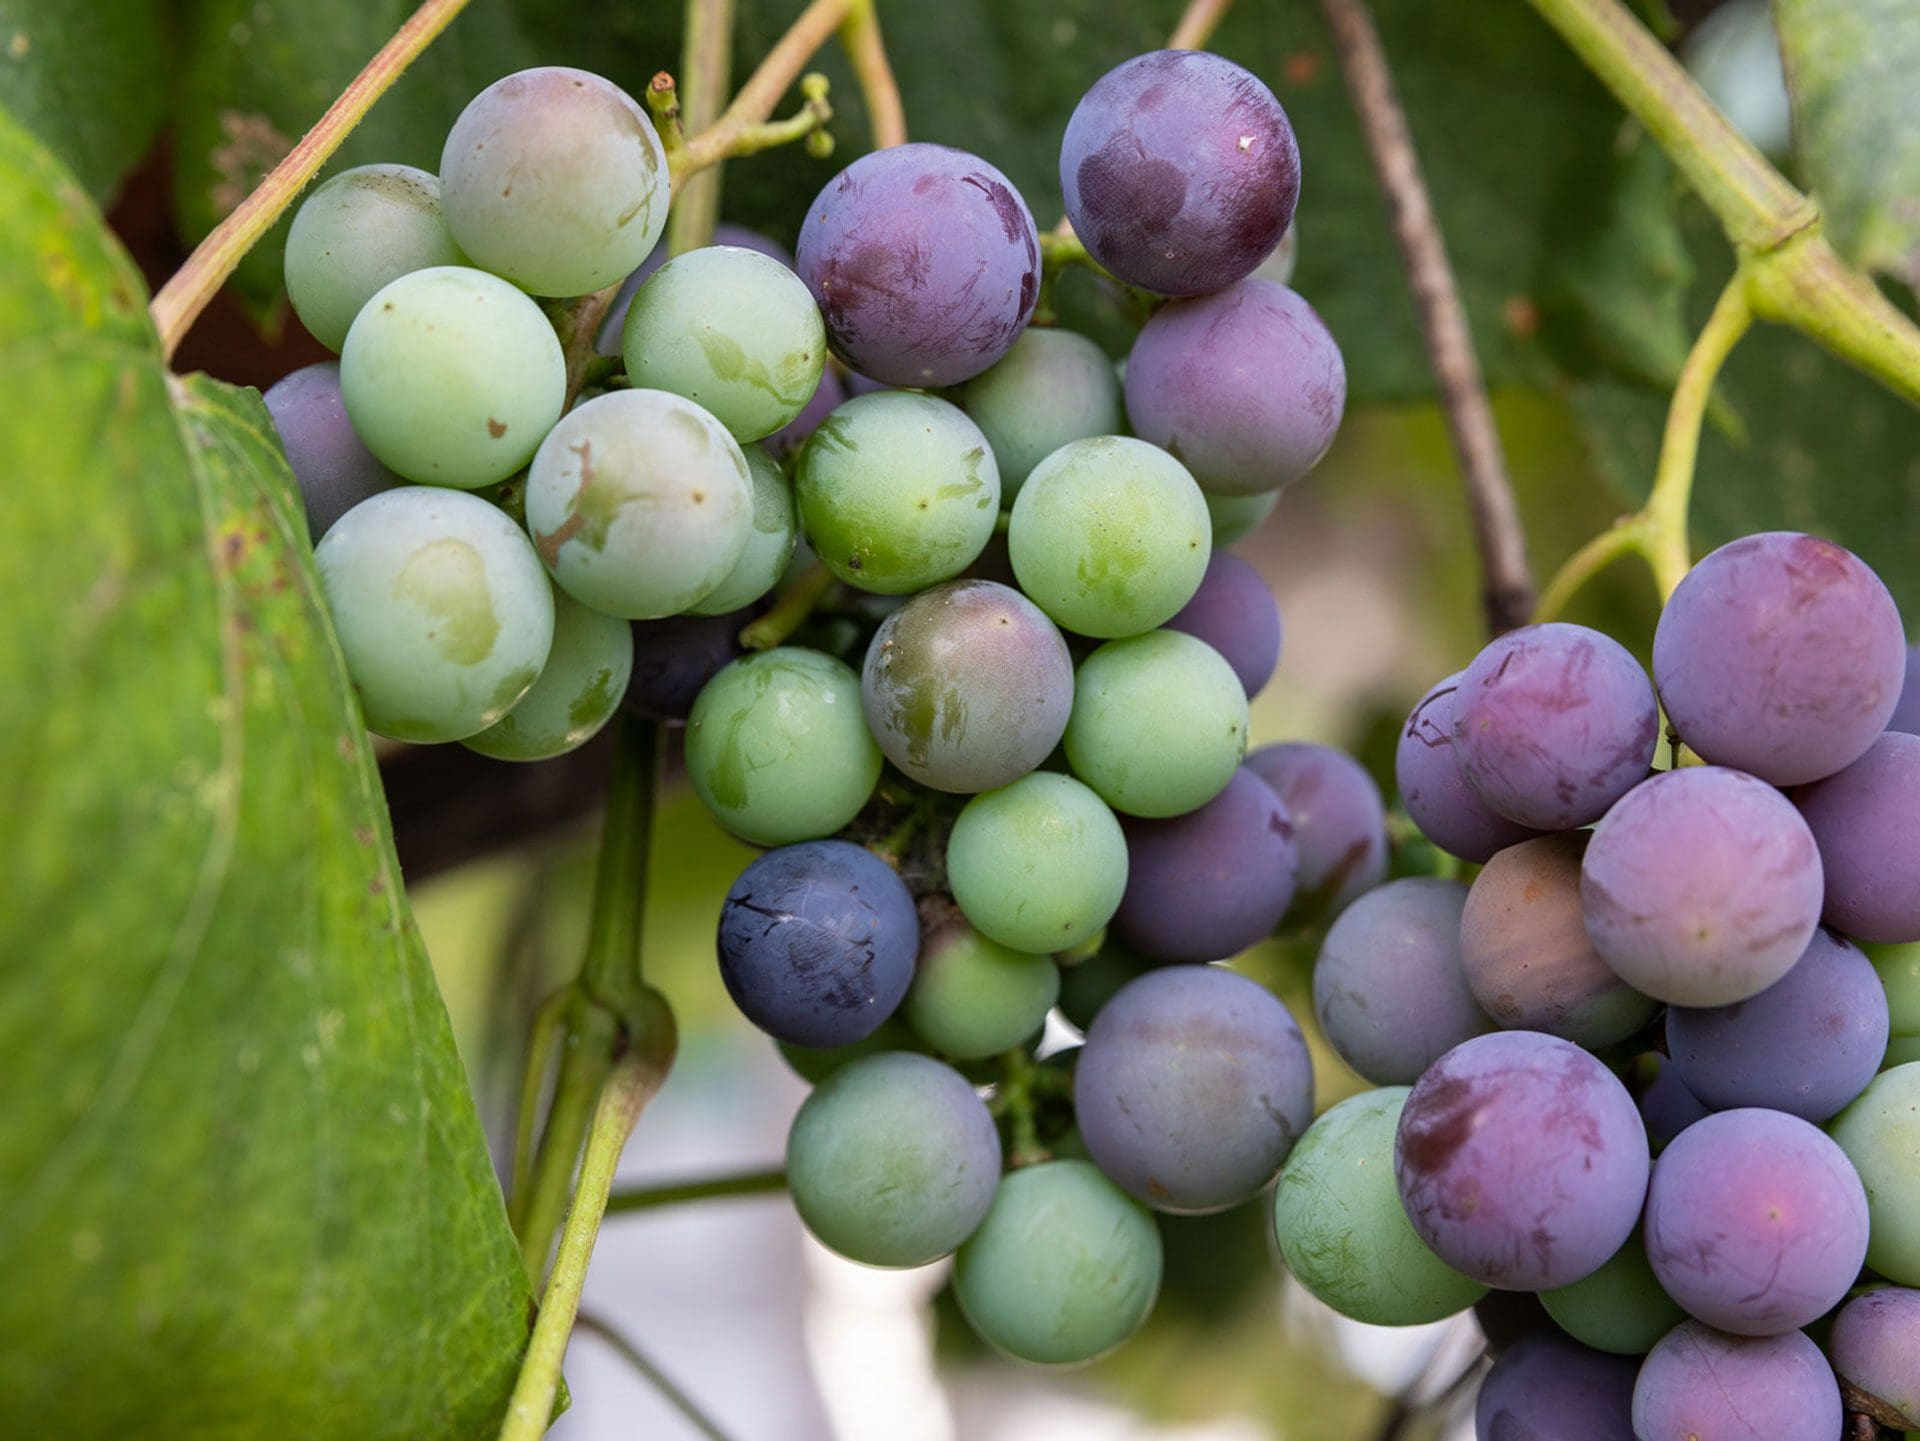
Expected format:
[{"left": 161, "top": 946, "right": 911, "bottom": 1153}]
[
  {"left": 0, "top": 107, "right": 531, "bottom": 1438},
  {"left": 0, "top": 0, "right": 170, "bottom": 201},
  {"left": 1778, "top": 0, "right": 1920, "bottom": 291}
]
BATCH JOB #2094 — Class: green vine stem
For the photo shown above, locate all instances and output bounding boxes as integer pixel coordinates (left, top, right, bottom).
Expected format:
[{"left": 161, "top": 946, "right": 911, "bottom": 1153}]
[
  {"left": 605, "top": 1166, "right": 789, "bottom": 1213},
  {"left": 839, "top": 0, "right": 908, "bottom": 148},
  {"left": 148, "top": 0, "right": 473, "bottom": 362},
  {"left": 669, "top": 0, "right": 739, "bottom": 257},
  {"left": 739, "top": 561, "right": 836, "bottom": 649},
  {"left": 992, "top": 1050, "right": 1050, "bottom": 1168},
  {"left": 681, "top": 0, "right": 858, "bottom": 174}
]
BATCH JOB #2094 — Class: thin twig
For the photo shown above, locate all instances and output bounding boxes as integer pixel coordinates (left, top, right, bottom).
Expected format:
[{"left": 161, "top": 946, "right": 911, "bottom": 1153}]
[
  {"left": 149, "top": 0, "right": 473, "bottom": 361},
  {"left": 839, "top": 0, "right": 907, "bottom": 148},
  {"left": 605, "top": 1166, "right": 788, "bottom": 1213},
  {"left": 739, "top": 562, "right": 836, "bottom": 650},
  {"left": 682, "top": 0, "right": 853, "bottom": 174},
  {"left": 574, "top": 1312, "right": 738, "bottom": 1441},
  {"left": 1318, "top": 0, "right": 1535, "bottom": 635},
  {"left": 669, "top": 0, "right": 739, "bottom": 256},
  {"left": 1168, "top": 0, "right": 1236, "bottom": 50}
]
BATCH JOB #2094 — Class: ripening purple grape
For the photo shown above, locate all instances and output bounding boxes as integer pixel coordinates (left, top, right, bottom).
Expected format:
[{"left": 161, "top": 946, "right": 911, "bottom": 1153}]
[
  {"left": 1452, "top": 622, "right": 1659, "bottom": 830},
  {"left": 1394, "top": 1030, "right": 1649, "bottom": 1290},
  {"left": 1243, "top": 742, "right": 1387, "bottom": 917},
  {"left": 1827, "top": 1286, "right": 1920, "bottom": 1430},
  {"left": 1890, "top": 643, "right": 1920, "bottom": 735},
  {"left": 1395, "top": 674, "right": 1546, "bottom": 862},
  {"left": 795, "top": 143, "right": 1040, "bottom": 387},
  {"left": 1109, "top": 767, "right": 1297, "bottom": 962},
  {"left": 1637, "top": 1055, "right": 1710, "bottom": 1155},
  {"left": 262, "top": 363, "right": 399, "bottom": 540},
  {"left": 1458, "top": 833, "right": 1658, "bottom": 1049},
  {"left": 1059, "top": 50, "right": 1299, "bottom": 297},
  {"left": 1472, "top": 1330, "right": 1638, "bottom": 1441},
  {"left": 1164, "top": 552, "right": 1282, "bottom": 697},
  {"left": 1124, "top": 278, "right": 1345, "bottom": 495},
  {"left": 622, "top": 607, "right": 755, "bottom": 722},
  {"left": 1313, "top": 878, "right": 1491, "bottom": 1085},
  {"left": 1633, "top": 1323, "right": 1841, "bottom": 1441},
  {"left": 1653, "top": 532, "right": 1907, "bottom": 785},
  {"left": 1581, "top": 766, "right": 1824, "bottom": 1006},
  {"left": 1643, "top": 1108, "right": 1868, "bottom": 1335},
  {"left": 1666, "top": 928, "right": 1889, "bottom": 1122},
  {"left": 1075, "top": 965, "right": 1313, "bottom": 1214},
  {"left": 1794, "top": 731, "right": 1920, "bottom": 943}
]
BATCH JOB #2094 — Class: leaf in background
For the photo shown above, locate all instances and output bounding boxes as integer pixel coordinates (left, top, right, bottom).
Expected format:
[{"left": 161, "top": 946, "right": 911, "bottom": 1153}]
[
  {"left": 0, "top": 107, "right": 531, "bottom": 1439},
  {"left": 1778, "top": 0, "right": 1920, "bottom": 292},
  {"left": 0, "top": 0, "right": 170, "bottom": 201},
  {"left": 170, "top": 0, "right": 525, "bottom": 324}
]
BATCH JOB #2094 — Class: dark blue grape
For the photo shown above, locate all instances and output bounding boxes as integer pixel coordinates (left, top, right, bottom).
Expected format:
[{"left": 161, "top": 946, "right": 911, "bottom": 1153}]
[
  {"left": 1473, "top": 1330, "right": 1637, "bottom": 1441},
  {"left": 621, "top": 607, "right": 756, "bottom": 722}
]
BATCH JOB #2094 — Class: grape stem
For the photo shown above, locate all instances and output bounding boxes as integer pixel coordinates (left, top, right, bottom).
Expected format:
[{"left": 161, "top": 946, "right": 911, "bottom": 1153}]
[
  {"left": 1168, "top": 0, "right": 1237, "bottom": 50},
  {"left": 573, "top": 1312, "right": 740, "bottom": 1441},
  {"left": 993, "top": 1050, "right": 1050, "bottom": 1168},
  {"left": 839, "top": 0, "right": 908, "bottom": 149},
  {"left": 669, "top": 0, "right": 739, "bottom": 258},
  {"left": 604, "top": 1166, "right": 789, "bottom": 1213},
  {"left": 739, "top": 561, "right": 837, "bottom": 650},
  {"left": 1523, "top": 0, "right": 1920, "bottom": 407},
  {"left": 1318, "top": 0, "right": 1535, "bottom": 636},
  {"left": 147, "top": 0, "right": 473, "bottom": 363}
]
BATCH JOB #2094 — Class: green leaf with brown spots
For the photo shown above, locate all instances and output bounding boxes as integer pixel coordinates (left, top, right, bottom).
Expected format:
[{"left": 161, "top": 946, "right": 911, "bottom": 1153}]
[{"left": 0, "top": 106, "right": 531, "bottom": 1438}]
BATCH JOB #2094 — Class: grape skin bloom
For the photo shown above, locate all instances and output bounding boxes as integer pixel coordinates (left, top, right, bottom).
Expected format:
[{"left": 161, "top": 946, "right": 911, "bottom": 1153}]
[
  {"left": 1473, "top": 1329, "right": 1638, "bottom": 1441},
  {"left": 960, "top": 328, "right": 1122, "bottom": 500},
  {"left": 1243, "top": 741, "right": 1387, "bottom": 918},
  {"left": 463, "top": 589, "right": 632, "bottom": 762},
  {"left": 1793, "top": 731, "right": 1920, "bottom": 943},
  {"left": 1632, "top": 1323, "right": 1841, "bottom": 1441},
  {"left": 262, "top": 362, "right": 398, "bottom": 540},
  {"left": 1393, "top": 673, "right": 1544, "bottom": 862},
  {"left": 1827, "top": 1287, "right": 1920, "bottom": 1429},
  {"left": 945, "top": 772, "right": 1128, "bottom": 953},
  {"left": 1164, "top": 552, "right": 1282, "bottom": 698}
]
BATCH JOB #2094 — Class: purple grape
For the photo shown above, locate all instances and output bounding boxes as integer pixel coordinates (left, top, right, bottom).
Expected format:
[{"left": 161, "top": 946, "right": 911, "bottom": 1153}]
[
  {"left": 1473, "top": 1290, "right": 1554, "bottom": 1357},
  {"left": 1653, "top": 532, "right": 1907, "bottom": 785},
  {"left": 1459, "top": 833, "right": 1658, "bottom": 1049},
  {"left": 1394, "top": 1030, "right": 1649, "bottom": 1290},
  {"left": 1109, "top": 767, "right": 1297, "bottom": 962},
  {"left": 1243, "top": 742, "right": 1387, "bottom": 917},
  {"left": 1059, "top": 50, "right": 1299, "bottom": 297},
  {"left": 1581, "top": 766, "right": 1824, "bottom": 1006},
  {"left": 1395, "top": 674, "right": 1546, "bottom": 862},
  {"left": 1074, "top": 965, "right": 1313, "bottom": 1214},
  {"left": 1890, "top": 643, "right": 1920, "bottom": 735},
  {"left": 1452, "top": 622, "right": 1659, "bottom": 830},
  {"left": 1124, "top": 278, "right": 1345, "bottom": 495},
  {"left": 621, "top": 607, "right": 755, "bottom": 722},
  {"left": 1637, "top": 1055, "right": 1711, "bottom": 1155},
  {"left": 1472, "top": 1330, "right": 1638, "bottom": 1441},
  {"left": 1643, "top": 1108, "right": 1868, "bottom": 1335},
  {"left": 1632, "top": 1323, "right": 1841, "bottom": 1441},
  {"left": 1827, "top": 1286, "right": 1920, "bottom": 1429},
  {"left": 1164, "top": 552, "right": 1282, "bottom": 697},
  {"left": 795, "top": 143, "right": 1039, "bottom": 387},
  {"left": 716, "top": 840, "right": 918, "bottom": 1048},
  {"left": 262, "top": 363, "right": 399, "bottom": 540},
  {"left": 1667, "top": 928, "right": 1889, "bottom": 1122},
  {"left": 1794, "top": 731, "right": 1920, "bottom": 943},
  {"left": 1313, "top": 878, "right": 1491, "bottom": 1085}
]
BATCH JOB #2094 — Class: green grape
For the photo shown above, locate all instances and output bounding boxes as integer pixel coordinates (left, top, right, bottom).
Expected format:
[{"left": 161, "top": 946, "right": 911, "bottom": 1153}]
[
  {"left": 1829, "top": 1062, "right": 1920, "bottom": 1285},
  {"left": 795, "top": 391, "right": 999, "bottom": 594},
  {"left": 1206, "top": 488, "right": 1280, "bottom": 547},
  {"left": 1889, "top": 1035, "right": 1920, "bottom": 1068},
  {"left": 946, "top": 773, "right": 1127, "bottom": 953},
  {"left": 284, "top": 164, "right": 467, "bottom": 353},
  {"left": 462, "top": 588, "right": 632, "bottom": 761},
  {"left": 686, "top": 444, "right": 796, "bottom": 616},
  {"left": 1063, "top": 630, "right": 1248, "bottom": 817},
  {"left": 1272, "top": 1087, "right": 1487, "bottom": 1326},
  {"left": 339, "top": 266, "right": 564, "bottom": 489},
  {"left": 960, "top": 328, "right": 1121, "bottom": 501},
  {"left": 1540, "top": 1228, "right": 1685, "bottom": 1355},
  {"left": 315, "top": 487, "right": 554, "bottom": 742},
  {"left": 440, "top": 67, "right": 668, "bottom": 297},
  {"left": 903, "top": 914, "right": 1060, "bottom": 1060},
  {"left": 1873, "top": 942, "right": 1920, "bottom": 1047},
  {"left": 525, "top": 389, "right": 753, "bottom": 619},
  {"left": 1008, "top": 436, "right": 1210, "bottom": 637},
  {"left": 622, "top": 246, "right": 827, "bottom": 443},
  {"left": 684, "top": 648, "right": 881, "bottom": 845},
  {"left": 779, "top": 1017, "right": 922, "bottom": 1086},
  {"left": 953, "top": 1159, "right": 1162, "bottom": 1365},
  {"left": 785, "top": 1052, "right": 1002, "bottom": 1268}
]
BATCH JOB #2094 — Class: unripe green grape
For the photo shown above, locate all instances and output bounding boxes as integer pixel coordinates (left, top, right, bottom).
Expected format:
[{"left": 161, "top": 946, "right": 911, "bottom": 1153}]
[
  {"left": 903, "top": 914, "right": 1060, "bottom": 1059},
  {"left": 1829, "top": 1063, "right": 1920, "bottom": 1286},
  {"left": 685, "top": 444, "right": 796, "bottom": 617},
  {"left": 1009, "top": 436, "right": 1210, "bottom": 637},
  {"left": 795, "top": 391, "right": 999, "bottom": 594},
  {"left": 779, "top": 1017, "right": 921, "bottom": 1086},
  {"left": 946, "top": 773, "right": 1128, "bottom": 952},
  {"left": 685, "top": 648, "right": 881, "bottom": 845},
  {"left": 316, "top": 487, "right": 554, "bottom": 742},
  {"left": 525, "top": 389, "right": 753, "bottom": 619},
  {"left": 1273, "top": 1088, "right": 1487, "bottom": 1326},
  {"left": 462, "top": 589, "right": 632, "bottom": 761},
  {"left": 440, "top": 67, "right": 668, "bottom": 297},
  {"left": 960, "top": 328, "right": 1121, "bottom": 501},
  {"left": 785, "top": 1052, "right": 1002, "bottom": 1268},
  {"left": 1206, "top": 488, "right": 1280, "bottom": 547},
  {"left": 953, "top": 1160, "right": 1162, "bottom": 1365},
  {"left": 339, "top": 266, "right": 564, "bottom": 488},
  {"left": 622, "top": 245, "right": 827, "bottom": 442},
  {"left": 1539, "top": 1229, "right": 1685, "bottom": 1355},
  {"left": 1064, "top": 630, "right": 1248, "bottom": 817},
  {"left": 284, "top": 164, "right": 467, "bottom": 352}
]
